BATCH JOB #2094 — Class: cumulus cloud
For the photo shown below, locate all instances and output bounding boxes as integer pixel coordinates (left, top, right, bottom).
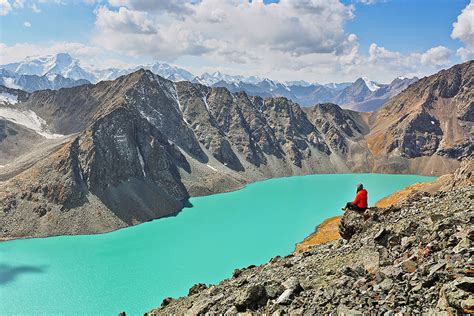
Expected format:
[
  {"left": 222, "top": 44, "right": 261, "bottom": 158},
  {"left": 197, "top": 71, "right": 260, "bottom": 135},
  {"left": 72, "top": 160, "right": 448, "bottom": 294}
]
[
  {"left": 95, "top": 6, "right": 157, "bottom": 34},
  {"left": 355, "top": 43, "right": 454, "bottom": 81},
  {"left": 108, "top": 0, "right": 192, "bottom": 14},
  {"left": 368, "top": 43, "right": 401, "bottom": 64},
  {"left": 30, "top": 3, "right": 41, "bottom": 13},
  {"left": 451, "top": 0, "right": 474, "bottom": 60},
  {"left": 23, "top": 21, "right": 31, "bottom": 27},
  {"left": 420, "top": 46, "right": 452, "bottom": 66},
  {"left": 0, "top": 0, "right": 12, "bottom": 15},
  {"left": 12, "top": 0, "right": 24, "bottom": 8},
  {"left": 93, "top": 0, "right": 356, "bottom": 62}
]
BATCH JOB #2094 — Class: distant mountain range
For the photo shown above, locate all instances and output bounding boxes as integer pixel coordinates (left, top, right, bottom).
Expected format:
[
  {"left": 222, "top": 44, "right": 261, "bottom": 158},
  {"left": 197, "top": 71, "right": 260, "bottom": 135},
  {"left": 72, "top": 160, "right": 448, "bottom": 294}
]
[
  {"left": 0, "top": 68, "right": 90, "bottom": 93},
  {"left": 1, "top": 53, "right": 418, "bottom": 112}
]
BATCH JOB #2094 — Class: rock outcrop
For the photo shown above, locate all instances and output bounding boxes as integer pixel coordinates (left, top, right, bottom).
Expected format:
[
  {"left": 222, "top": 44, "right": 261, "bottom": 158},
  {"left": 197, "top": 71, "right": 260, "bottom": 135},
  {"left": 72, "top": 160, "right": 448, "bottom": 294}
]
[{"left": 146, "top": 161, "right": 474, "bottom": 315}]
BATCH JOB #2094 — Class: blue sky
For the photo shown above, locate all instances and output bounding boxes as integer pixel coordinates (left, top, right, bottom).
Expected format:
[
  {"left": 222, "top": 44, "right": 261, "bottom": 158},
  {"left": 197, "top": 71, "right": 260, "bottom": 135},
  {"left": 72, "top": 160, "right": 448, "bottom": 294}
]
[
  {"left": 345, "top": 0, "right": 469, "bottom": 53},
  {"left": 1, "top": 0, "right": 473, "bottom": 82}
]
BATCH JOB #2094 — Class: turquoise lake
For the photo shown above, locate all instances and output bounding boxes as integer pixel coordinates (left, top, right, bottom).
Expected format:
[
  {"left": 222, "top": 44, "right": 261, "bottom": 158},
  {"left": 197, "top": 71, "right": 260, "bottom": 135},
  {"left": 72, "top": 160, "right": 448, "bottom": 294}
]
[{"left": 0, "top": 174, "right": 436, "bottom": 315}]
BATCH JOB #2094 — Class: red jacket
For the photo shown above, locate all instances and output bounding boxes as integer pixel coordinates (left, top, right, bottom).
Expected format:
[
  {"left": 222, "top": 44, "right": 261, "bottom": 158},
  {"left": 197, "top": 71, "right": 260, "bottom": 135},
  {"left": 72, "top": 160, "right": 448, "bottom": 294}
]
[{"left": 353, "top": 189, "right": 368, "bottom": 209}]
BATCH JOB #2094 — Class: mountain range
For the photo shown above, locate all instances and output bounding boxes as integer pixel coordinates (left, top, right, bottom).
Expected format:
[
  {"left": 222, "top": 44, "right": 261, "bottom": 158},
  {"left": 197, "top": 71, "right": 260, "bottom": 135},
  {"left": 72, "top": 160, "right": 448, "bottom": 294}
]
[
  {"left": 1, "top": 53, "right": 417, "bottom": 112},
  {"left": 0, "top": 60, "right": 471, "bottom": 239}
]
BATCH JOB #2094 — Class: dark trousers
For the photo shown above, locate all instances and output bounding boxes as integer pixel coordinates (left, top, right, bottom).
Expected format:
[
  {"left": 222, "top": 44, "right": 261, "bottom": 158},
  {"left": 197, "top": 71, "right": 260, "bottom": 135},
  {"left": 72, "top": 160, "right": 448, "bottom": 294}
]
[{"left": 346, "top": 202, "right": 366, "bottom": 213}]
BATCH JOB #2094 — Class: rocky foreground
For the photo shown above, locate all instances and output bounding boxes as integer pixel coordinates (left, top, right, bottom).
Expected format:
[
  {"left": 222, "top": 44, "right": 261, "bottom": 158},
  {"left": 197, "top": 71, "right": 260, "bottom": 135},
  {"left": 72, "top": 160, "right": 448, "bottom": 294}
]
[{"left": 146, "top": 160, "right": 473, "bottom": 315}]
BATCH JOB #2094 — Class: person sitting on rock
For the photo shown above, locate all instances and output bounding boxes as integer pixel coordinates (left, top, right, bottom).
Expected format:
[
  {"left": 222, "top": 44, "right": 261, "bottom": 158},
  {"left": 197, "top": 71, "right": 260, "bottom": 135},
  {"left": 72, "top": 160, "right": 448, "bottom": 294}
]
[{"left": 342, "top": 183, "right": 368, "bottom": 212}]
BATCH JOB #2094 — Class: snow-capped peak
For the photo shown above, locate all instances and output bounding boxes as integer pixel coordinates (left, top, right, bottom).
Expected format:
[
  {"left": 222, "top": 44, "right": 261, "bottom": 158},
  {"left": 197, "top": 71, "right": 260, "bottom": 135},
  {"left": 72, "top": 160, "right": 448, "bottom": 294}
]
[
  {"left": 1, "top": 53, "right": 97, "bottom": 83},
  {"left": 145, "top": 62, "right": 194, "bottom": 82},
  {"left": 285, "top": 80, "right": 312, "bottom": 87},
  {"left": 361, "top": 77, "right": 380, "bottom": 92}
]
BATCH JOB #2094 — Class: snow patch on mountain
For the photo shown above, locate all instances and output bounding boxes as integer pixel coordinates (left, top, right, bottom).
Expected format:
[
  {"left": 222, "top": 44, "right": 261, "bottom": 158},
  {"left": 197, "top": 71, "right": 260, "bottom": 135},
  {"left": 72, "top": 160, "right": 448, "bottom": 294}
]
[
  {"left": 0, "top": 92, "right": 18, "bottom": 104},
  {"left": 1, "top": 78, "right": 21, "bottom": 90},
  {"left": 361, "top": 77, "right": 380, "bottom": 92},
  {"left": 0, "top": 107, "right": 64, "bottom": 139}
]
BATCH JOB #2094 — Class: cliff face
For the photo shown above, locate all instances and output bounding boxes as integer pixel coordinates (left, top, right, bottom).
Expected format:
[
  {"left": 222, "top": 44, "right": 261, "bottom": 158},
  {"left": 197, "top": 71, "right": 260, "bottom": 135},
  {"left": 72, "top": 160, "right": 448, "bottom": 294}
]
[
  {"left": 0, "top": 62, "right": 473, "bottom": 239},
  {"left": 146, "top": 160, "right": 474, "bottom": 315}
]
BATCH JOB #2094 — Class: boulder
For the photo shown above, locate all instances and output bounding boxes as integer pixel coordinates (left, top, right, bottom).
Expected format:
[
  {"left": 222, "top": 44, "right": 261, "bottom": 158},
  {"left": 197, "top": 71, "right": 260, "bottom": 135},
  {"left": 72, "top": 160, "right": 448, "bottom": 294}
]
[
  {"left": 339, "top": 211, "right": 366, "bottom": 240},
  {"left": 235, "top": 285, "right": 267, "bottom": 311}
]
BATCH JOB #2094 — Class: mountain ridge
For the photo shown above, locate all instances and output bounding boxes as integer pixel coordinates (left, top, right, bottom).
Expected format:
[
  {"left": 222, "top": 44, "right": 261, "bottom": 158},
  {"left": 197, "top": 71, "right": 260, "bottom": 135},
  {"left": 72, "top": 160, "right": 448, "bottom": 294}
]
[{"left": 2, "top": 53, "right": 418, "bottom": 112}]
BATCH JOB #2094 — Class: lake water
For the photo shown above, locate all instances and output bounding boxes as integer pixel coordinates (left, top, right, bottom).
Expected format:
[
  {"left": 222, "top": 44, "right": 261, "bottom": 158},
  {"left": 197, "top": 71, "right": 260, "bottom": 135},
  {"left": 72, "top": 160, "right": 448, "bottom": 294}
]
[{"left": 0, "top": 174, "right": 435, "bottom": 315}]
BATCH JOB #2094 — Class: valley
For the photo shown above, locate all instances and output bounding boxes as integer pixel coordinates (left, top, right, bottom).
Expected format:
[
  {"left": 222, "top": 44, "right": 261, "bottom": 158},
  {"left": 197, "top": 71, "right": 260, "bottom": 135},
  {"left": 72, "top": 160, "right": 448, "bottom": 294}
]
[{"left": 0, "top": 60, "right": 472, "bottom": 240}]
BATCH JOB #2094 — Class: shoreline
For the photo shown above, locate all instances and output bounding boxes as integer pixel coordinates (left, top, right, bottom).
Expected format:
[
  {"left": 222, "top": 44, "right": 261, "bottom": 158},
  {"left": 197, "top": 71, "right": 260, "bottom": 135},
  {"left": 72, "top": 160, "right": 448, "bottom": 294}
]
[
  {"left": 295, "top": 179, "right": 440, "bottom": 252},
  {"left": 295, "top": 216, "right": 342, "bottom": 252},
  {"left": 1, "top": 173, "right": 437, "bottom": 242}
]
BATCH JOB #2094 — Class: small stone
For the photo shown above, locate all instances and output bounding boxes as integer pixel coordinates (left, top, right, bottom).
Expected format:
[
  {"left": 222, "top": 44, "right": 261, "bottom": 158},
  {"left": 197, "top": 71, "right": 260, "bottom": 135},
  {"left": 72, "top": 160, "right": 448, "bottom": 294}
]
[
  {"left": 379, "top": 278, "right": 394, "bottom": 292},
  {"left": 282, "top": 276, "right": 302, "bottom": 292},
  {"left": 276, "top": 288, "right": 293, "bottom": 305},
  {"left": 224, "top": 306, "right": 238, "bottom": 315},
  {"left": 429, "top": 262, "right": 446, "bottom": 277},
  {"left": 411, "top": 284, "right": 422, "bottom": 292},
  {"left": 401, "top": 259, "right": 417, "bottom": 273},
  {"left": 161, "top": 297, "right": 173, "bottom": 307},
  {"left": 374, "top": 228, "right": 389, "bottom": 245},
  {"left": 401, "top": 236, "right": 416, "bottom": 248},
  {"left": 233, "top": 269, "right": 243, "bottom": 278},
  {"left": 453, "top": 277, "right": 474, "bottom": 293},
  {"left": 188, "top": 283, "right": 207, "bottom": 296}
]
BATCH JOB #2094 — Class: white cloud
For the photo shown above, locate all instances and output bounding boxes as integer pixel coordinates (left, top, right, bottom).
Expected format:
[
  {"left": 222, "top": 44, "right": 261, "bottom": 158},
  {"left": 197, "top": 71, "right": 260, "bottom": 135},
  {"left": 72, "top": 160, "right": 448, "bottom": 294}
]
[
  {"left": 95, "top": 6, "right": 157, "bottom": 34},
  {"left": 92, "top": 0, "right": 361, "bottom": 82},
  {"left": 354, "top": 0, "right": 386, "bottom": 5},
  {"left": 420, "top": 46, "right": 452, "bottom": 66},
  {"left": 12, "top": 0, "right": 24, "bottom": 8},
  {"left": 0, "top": 0, "right": 12, "bottom": 15},
  {"left": 368, "top": 43, "right": 401, "bottom": 64},
  {"left": 30, "top": 3, "right": 41, "bottom": 13},
  {"left": 368, "top": 43, "right": 452, "bottom": 69},
  {"left": 108, "top": 0, "right": 191, "bottom": 14},
  {"left": 451, "top": 0, "right": 474, "bottom": 61},
  {"left": 456, "top": 47, "right": 474, "bottom": 61},
  {"left": 23, "top": 21, "right": 31, "bottom": 27},
  {"left": 350, "top": 43, "right": 454, "bottom": 82}
]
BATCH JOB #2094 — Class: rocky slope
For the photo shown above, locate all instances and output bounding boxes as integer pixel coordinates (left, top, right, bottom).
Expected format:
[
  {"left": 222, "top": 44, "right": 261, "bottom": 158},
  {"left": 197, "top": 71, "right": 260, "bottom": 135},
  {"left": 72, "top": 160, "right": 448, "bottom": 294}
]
[
  {"left": 146, "top": 159, "right": 474, "bottom": 315},
  {"left": 367, "top": 60, "right": 473, "bottom": 175},
  {"left": 0, "top": 61, "right": 472, "bottom": 239}
]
